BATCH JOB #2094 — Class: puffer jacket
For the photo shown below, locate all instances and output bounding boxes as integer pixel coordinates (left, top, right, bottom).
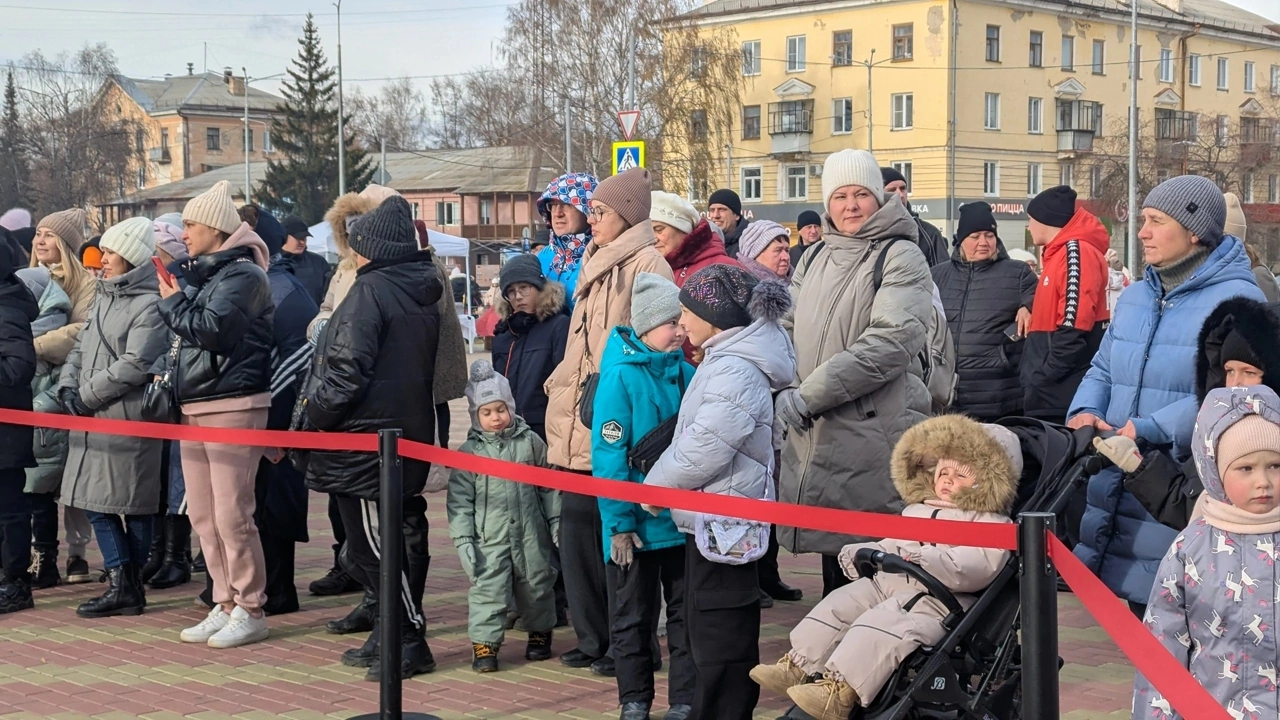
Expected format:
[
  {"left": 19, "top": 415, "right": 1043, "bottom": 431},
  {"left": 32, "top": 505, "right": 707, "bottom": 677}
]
[
  {"left": 592, "top": 326, "right": 693, "bottom": 559},
  {"left": 0, "top": 240, "right": 37, "bottom": 470},
  {"left": 1132, "top": 386, "right": 1280, "bottom": 720},
  {"left": 931, "top": 242, "right": 1037, "bottom": 421},
  {"left": 644, "top": 281, "right": 797, "bottom": 534},
  {"left": 447, "top": 417, "right": 560, "bottom": 589},
  {"left": 491, "top": 281, "right": 569, "bottom": 440},
  {"left": 309, "top": 192, "right": 375, "bottom": 340},
  {"left": 780, "top": 197, "right": 935, "bottom": 555},
  {"left": 18, "top": 268, "right": 72, "bottom": 494},
  {"left": 721, "top": 216, "right": 749, "bottom": 259},
  {"left": 544, "top": 220, "right": 673, "bottom": 470},
  {"left": 59, "top": 263, "right": 168, "bottom": 515},
  {"left": 665, "top": 219, "right": 740, "bottom": 287},
  {"left": 158, "top": 223, "right": 275, "bottom": 406},
  {"left": 305, "top": 252, "right": 442, "bottom": 500},
  {"left": 1070, "top": 235, "right": 1267, "bottom": 603},
  {"left": 912, "top": 214, "right": 950, "bottom": 269},
  {"left": 31, "top": 259, "right": 94, "bottom": 367}
]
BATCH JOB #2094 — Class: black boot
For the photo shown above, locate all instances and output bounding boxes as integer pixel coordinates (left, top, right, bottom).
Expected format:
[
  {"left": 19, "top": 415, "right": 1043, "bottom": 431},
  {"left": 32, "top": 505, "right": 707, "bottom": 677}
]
[
  {"left": 28, "top": 544, "right": 59, "bottom": 589},
  {"left": 341, "top": 625, "right": 380, "bottom": 668},
  {"left": 132, "top": 564, "right": 146, "bottom": 608},
  {"left": 139, "top": 513, "right": 165, "bottom": 584},
  {"left": 309, "top": 555, "right": 360, "bottom": 596},
  {"left": 150, "top": 515, "right": 192, "bottom": 589},
  {"left": 76, "top": 565, "right": 145, "bottom": 618},
  {"left": 191, "top": 549, "right": 206, "bottom": 574},
  {"left": 327, "top": 589, "right": 377, "bottom": 634},
  {"left": 0, "top": 572, "right": 33, "bottom": 614},
  {"left": 472, "top": 642, "right": 500, "bottom": 672},
  {"left": 525, "top": 630, "right": 553, "bottom": 661},
  {"left": 366, "top": 625, "right": 436, "bottom": 681}
]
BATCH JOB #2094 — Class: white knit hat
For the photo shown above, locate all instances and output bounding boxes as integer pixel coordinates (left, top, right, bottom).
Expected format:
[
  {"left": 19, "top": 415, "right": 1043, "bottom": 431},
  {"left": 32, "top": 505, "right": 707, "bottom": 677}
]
[
  {"left": 183, "top": 180, "right": 241, "bottom": 235},
  {"left": 100, "top": 217, "right": 156, "bottom": 269},
  {"left": 822, "top": 149, "right": 884, "bottom": 212},
  {"left": 650, "top": 191, "right": 699, "bottom": 234}
]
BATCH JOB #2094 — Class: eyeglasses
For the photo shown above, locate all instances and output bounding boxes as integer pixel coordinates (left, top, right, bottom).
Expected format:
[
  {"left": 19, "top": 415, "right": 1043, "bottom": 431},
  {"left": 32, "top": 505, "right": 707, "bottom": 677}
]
[
  {"left": 587, "top": 207, "right": 613, "bottom": 222},
  {"left": 505, "top": 285, "right": 537, "bottom": 300}
]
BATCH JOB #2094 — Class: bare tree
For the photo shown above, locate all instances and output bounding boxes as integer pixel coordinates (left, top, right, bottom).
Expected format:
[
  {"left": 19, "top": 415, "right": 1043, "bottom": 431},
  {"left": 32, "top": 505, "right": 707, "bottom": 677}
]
[{"left": 347, "top": 77, "right": 430, "bottom": 151}]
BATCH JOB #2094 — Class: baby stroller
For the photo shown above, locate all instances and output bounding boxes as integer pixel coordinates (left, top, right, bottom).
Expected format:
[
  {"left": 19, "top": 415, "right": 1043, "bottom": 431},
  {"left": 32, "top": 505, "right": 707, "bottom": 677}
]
[{"left": 785, "top": 417, "right": 1109, "bottom": 720}]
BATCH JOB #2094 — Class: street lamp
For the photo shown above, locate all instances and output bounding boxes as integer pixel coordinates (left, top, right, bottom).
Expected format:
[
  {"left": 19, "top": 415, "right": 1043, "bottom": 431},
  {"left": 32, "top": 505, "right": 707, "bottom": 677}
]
[{"left": 243, "top": 68, "right": 285, "bottom": 205}]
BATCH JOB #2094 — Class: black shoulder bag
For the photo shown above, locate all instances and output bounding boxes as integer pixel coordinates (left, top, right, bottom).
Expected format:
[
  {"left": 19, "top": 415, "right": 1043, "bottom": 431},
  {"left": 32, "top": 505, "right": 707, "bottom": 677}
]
[{"left": 625, "top": 366, "right": 689, "bottom": 475}]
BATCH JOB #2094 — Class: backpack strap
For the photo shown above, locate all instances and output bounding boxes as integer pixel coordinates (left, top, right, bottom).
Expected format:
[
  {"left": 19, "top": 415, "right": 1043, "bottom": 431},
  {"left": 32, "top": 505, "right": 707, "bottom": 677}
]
[
  {"left": 798, "top": 240, "right": 826, "bottom": 276},
  {"left": 872, "top": 237, "right": 907, "bottom": 293}
]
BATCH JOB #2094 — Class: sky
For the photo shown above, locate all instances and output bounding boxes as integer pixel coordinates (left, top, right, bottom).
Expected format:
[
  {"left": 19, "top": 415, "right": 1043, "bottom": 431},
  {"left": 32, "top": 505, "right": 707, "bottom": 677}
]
[{"left": 0, "top": 0, "right": 1277, "bottom": 99}]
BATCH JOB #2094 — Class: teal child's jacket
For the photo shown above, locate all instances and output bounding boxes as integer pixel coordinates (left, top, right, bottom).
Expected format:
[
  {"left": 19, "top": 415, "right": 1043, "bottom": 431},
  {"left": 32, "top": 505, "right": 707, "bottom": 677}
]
[{"left": 591, "top": 326, "right": 693, "bottom": 562}]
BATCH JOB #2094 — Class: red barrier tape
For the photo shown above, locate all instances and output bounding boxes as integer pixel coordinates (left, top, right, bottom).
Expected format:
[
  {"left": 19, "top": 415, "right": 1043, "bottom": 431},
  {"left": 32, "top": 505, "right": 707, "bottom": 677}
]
[{"left": 1049, "top": 534, "right": 1230, "bottom": 720}]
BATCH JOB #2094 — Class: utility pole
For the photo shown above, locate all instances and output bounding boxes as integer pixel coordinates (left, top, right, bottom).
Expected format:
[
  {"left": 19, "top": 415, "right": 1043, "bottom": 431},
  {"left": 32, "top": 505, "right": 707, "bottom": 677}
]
[
  {"left": 335, "top": 0, "right": 346, "bottom": 195},
  {"left": 867, "top": 49, "right": 875, "bottom": 153},
  {"left": 627, "top": 29, "right": 637, "bottom": 111},
  {"left": 565, "top": 97, "right": 572, "bottom": 171},
  {"left": 243, "top": 67, "right": 251, "bottom": 205},
  {"left": 1128, "top": 1, "right": 1140, "bottom": 271},
  {"left": 380, "top": 137, "right": 387, "bottom": 182}
]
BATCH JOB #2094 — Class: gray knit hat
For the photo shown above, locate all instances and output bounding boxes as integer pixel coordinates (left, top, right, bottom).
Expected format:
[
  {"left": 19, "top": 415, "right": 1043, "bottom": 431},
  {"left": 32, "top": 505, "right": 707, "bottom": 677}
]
[
  {"left": 349, "top": 196, "right": 418, "bottom": 261},
  {"left": 465, "top": 359, "right": 517, "bottom": 429},
  {"left": 1143, "top": 175, "right": 1227, "bottom": 248},
  {"left": 499, "top": 253, "right": 546, "bottom": 295},
  {"left": 631, "top": 272, "right": 681, "bottom": 337},
  {"left": 739, "top": 220, "right": 789, "bottom": 261}
]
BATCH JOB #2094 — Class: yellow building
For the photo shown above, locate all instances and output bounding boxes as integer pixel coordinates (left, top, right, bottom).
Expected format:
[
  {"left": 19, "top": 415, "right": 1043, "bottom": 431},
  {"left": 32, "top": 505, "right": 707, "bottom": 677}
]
[{"left": 682, "top": 0, "right": 1280, "bottom": 251}]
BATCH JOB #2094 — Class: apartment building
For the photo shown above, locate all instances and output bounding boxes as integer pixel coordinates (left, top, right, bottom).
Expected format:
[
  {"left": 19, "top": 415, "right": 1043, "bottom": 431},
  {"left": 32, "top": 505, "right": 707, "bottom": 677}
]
[{"left": 683, "top": 0, "right": 1280, "bottom": 251}]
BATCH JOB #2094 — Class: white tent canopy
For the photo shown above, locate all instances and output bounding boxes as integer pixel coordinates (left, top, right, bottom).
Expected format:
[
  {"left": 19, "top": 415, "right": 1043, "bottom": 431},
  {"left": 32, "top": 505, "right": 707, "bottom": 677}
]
[{"left": 305, "top": 222, "right": 471, "bottom": 259}]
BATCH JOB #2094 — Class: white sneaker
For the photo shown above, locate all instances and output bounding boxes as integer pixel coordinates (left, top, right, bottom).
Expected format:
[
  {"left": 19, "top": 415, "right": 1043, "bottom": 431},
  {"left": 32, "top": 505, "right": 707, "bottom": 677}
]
[
  {"left": 207, "top": 605, "right": 269, "bottom": 649},
  {"left": 180, "top": 607, "right": 230, "bottom": 643}
]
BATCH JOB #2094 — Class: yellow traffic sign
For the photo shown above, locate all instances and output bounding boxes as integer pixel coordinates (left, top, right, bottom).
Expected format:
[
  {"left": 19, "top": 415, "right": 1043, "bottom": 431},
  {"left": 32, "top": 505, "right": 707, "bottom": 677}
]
[{"left": 612, "top": 141, "right": 645, "bottom": 175}]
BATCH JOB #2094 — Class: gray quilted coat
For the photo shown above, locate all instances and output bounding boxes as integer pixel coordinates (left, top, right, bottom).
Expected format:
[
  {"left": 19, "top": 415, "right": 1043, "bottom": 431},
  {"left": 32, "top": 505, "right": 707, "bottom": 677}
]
[
  {"left": 1132, "top": 385, "right": 1280, "bottom": 719},
  {"left": 58, "top": 264, "right": 169, "bottom": 515},
  {"left": 17, "top": 268, "right": 72, "bottom": 495},
  {"left": 644, "top": 281, "right": 797, "bottom": 534}
]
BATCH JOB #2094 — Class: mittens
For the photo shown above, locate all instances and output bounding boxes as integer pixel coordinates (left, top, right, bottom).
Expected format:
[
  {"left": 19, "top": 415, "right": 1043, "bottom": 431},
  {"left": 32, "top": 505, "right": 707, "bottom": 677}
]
[
  {"left": 456, "top": 540, "right": 479, "bottom": 584},
  {"left": 775, "top": 388, "right": 812, "bottom": 431},
  {"left": 1092, "top": 436, "right": 1143, "bottom": 474}
]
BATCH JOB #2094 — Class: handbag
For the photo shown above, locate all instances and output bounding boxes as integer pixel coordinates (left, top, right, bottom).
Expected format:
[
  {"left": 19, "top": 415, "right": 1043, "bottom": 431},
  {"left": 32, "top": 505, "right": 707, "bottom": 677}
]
[
  {"left": 626, "top": 367, "right": 689, "bottom": 474},
  {"left": 576, "top": 312, "right": 600, "bottom": 428},
  {"left": 288, "top": 351, "right": 322, "bottom": 472},
  {"left": 141, "top": 336, "right": 181, "bottom": 423},
  {"left": 693, "top": 470, "right": 775, "bottom": 566}
]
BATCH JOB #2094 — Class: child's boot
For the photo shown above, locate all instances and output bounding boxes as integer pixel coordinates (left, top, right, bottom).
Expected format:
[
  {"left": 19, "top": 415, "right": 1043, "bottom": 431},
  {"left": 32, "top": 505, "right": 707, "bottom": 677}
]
[
  {"left": 472, "top": 642, "right": 500, "bottom": 673},
  {"left": 749, "top": 653, "right": 810, "bottom": 698},
  {"left": 787, "top": 675, "right": 858, "bottom": 720},
  {"left": 525, "top": 630, "right": 552, "bottom": 661}
]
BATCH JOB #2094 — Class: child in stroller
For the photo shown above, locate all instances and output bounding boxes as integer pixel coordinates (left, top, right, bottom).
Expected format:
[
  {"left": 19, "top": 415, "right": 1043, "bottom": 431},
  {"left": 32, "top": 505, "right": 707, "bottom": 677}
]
[{"left": 751, "top": 414, "right": 1022, "bottom": 720}]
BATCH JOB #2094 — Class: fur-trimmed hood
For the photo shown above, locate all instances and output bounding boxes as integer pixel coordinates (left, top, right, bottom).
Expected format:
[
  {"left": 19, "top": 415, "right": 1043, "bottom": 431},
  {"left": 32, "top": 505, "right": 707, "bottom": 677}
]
[
  {"left": 890, "top": 415, "right": 1023, "bottom": 515},
  {"left": 1195, "top": 296, "right": 1280, "bottom": 403},
  {"left": 494, "top": 280, "right": 567, "bottom": 322},
  {"left": 323, "top": 193, "right": 377, "bottom": 260}
]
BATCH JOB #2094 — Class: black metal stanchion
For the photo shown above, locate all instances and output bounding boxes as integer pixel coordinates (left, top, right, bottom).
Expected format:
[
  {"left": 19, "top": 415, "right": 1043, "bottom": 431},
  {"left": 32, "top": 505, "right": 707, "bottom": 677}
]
[
  {"left": 351, "top": 429, "right": 438, "bottom": 720},
  {"left": 1018, "top": 511, "right": 1059, "bottom": 720}
]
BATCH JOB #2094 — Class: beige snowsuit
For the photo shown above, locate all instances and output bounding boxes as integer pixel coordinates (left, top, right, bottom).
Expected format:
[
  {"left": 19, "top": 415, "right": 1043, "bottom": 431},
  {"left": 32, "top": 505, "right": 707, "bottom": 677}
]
[{"left": 787, "top": 414, "right": 1020, "bottom": 704}]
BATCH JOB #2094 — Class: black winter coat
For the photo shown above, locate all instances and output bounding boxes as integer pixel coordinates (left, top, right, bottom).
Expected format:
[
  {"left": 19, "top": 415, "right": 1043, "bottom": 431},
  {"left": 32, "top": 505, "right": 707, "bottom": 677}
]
[
  {"left": 305, "top": 252, "right": 442, "bottom": 501},
  {"left": 932, "top": 245, "right": 1037, "bottom": 421},
  {"left": 159, "top": 246, "right": 275, "bottom": 405},
  {"left": 491, "top": 281, "right": 569, "bottom": 440},
  {"left": 283, "top": 249, "right": 332, "bottom": 308},
  {"left": 721, "top": 217, "right": 749, "bottom": 259},
  {"left": 0, "top": 241, "right": 37, "bottom": 470},
  {"left": 913, "top": 215, "right": 951, "bottom": 268}
]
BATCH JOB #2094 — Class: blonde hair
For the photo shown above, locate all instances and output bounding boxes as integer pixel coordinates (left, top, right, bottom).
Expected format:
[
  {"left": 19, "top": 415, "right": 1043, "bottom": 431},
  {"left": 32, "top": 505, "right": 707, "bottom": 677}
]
[{"left": 30, "top": 234, "right": 94, "bottom": 298}]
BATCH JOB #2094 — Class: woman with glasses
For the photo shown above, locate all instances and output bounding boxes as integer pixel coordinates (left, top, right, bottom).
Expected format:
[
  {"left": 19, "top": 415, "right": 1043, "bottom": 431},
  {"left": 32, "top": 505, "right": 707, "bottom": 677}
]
[{"left": 544, "top": 168, "right": 673, "bottom": 676}]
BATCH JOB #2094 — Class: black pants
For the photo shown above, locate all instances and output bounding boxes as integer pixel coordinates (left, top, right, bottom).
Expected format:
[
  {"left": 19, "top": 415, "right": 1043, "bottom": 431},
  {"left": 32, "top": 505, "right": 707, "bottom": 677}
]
[
  {"left": 434, "top": 402, "right": 451, "bottom": 450},
  {"left": 335, "top": 494, "right": 424, "bottom": 631},
  {"left": 0, "top": 469, "right": 30, "bottom": 580},
  {"left": 560, "top": 486, "right": 611, "bottom": 658},
  {"left": 757, "top": 525, "right": 783, "bottom": 588},
  {"left": 25, "top": 491, "right": 58, "bottom": 549},
  {"left": 403, "top": 494, "right": 431, "bottom": 609},
  {"left": 612, "top": 545, "right": 694, "bottom": 706},
  {"left": 822, "top": 554, "right": 852, "bottom": 597},
  {"left": 261, "top": 530, "right": 299, "bottom": 614},
  {"left": 683, "top": 534, "right": 760, "bottom": 720},
  {"left": 327, "top": 494, "right": 345, "bottom": 558}
]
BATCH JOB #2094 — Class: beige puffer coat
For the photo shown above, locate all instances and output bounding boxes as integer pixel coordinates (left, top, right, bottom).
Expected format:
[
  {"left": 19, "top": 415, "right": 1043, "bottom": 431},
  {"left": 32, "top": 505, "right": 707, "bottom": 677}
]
[
  {"left": 543, "top": 219, "right": 673, "bottom": 470},
  {"left": 309, "top": 192, "right": 375, "bottom": 338}
]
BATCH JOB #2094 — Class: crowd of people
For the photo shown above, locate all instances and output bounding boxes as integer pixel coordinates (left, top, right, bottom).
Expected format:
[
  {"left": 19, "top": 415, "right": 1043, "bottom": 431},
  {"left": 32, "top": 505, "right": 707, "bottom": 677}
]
[{"left": 0, "top": 149, "right": 1278, "bottom": 720}]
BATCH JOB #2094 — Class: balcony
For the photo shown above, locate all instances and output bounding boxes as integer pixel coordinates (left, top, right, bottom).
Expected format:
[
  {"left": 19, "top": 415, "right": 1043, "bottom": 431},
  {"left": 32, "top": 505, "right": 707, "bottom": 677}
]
[
  {"left": 1240, "top": 118, "right": 1275, "bottom": 166},
  {"left": 1056, "top": 99, "right": 1102, "bottom": 159},
  {"left": 148, "top": 146, "right": 171, "bottom": 163},
  {"left": 768, "top": 100, "right": 813, "bottom": 155}
]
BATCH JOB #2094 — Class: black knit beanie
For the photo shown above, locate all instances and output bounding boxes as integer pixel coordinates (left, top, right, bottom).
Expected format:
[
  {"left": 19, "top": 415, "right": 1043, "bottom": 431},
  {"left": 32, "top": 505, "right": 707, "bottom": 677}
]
[
  {"left": 349, "top": 196, "right": 418, "bottom": 261},
  {"left": 679, "top": 264, "right": 758, "bottom": 331},
  {"left": 707, "top": 189, "right": 742, "bottom": 218},
  {"left": 955, "top": 202, "right": 998, "bottom": 246},
  {"left": 1028, "top": 185, "right": 1078, "bottom": 228},
  {"left": 1221, "top": 325, "right": 1266, "bottom": 374}
]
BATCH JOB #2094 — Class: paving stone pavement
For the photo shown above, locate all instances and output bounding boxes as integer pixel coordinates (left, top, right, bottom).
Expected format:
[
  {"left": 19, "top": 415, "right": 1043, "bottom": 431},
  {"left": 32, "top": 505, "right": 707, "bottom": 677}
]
[{"left": 0, "top": 396, "right": 1135, "bottom": 720}]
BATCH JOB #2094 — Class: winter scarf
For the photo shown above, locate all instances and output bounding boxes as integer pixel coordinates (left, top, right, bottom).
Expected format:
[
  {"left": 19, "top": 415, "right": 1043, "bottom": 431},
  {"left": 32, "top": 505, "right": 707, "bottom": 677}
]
[{"left": 537, "top": 172, "right": 598, "bottom": 275}]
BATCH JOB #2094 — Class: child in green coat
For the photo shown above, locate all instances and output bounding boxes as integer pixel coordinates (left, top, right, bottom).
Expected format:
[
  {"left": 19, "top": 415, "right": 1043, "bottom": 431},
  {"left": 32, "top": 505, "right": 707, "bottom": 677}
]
[
  {"left": 592, "top": 272, "right": 696, "bottom": 719},
  {"left": 448, "top": 360, "right": 561, "bottom": 673}
]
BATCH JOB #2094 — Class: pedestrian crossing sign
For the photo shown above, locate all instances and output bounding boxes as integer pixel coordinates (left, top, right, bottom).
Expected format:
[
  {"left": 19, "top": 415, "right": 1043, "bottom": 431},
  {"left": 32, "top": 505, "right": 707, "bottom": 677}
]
[{"left": 612, "top": 141, "right": 645, "bottom": 176}]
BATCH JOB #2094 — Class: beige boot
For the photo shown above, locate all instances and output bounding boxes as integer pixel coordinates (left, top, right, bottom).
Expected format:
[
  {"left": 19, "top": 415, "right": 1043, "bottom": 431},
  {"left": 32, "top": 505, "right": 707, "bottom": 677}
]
[
  {"left": 787, "top": 675, "right": 858, "bottom": 720},
  {"left": 749, "top": 654, "right": 810, "bottom": 698}
]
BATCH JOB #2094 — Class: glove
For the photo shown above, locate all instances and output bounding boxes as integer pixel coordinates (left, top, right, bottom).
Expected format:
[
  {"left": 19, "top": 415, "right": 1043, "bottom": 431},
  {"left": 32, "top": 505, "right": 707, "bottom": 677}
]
[
  {"left": 59, "top": 387, "right": 92, "bottom": 417},
  {"left": 456, "top": 541, "right": 479, "bottom": 584},
  {"left": 774, "top": 388, "right": 811, "bottom": 431},
  {"left": 1105, "top": 248, "right": 1123, "bottom": 271},
  {"left": 1092, "top": 436, "right": 1143, "bottom": 474},
  {"left": 610, "top": 532, "right": 643, "bottom": 568},
  {"left": 548, "top": 519, "right": 560, "bottom": 547}
]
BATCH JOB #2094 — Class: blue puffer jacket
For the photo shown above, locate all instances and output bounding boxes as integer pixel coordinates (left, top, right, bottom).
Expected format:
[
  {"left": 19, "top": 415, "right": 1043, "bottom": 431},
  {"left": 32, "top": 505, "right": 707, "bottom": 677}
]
[
  {"left": 591, "top": 326, "right": 693, "bottom": 561},
  {"left": 1069, "top": 235, "right": 1266, "bottom": 602}
]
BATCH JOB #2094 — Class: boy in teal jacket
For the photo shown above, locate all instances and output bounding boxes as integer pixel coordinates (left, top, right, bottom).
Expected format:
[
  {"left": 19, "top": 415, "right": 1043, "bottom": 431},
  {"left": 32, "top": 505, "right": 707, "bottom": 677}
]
[{"left": 592, "top": 272, "right": 695, "bottom": 719}]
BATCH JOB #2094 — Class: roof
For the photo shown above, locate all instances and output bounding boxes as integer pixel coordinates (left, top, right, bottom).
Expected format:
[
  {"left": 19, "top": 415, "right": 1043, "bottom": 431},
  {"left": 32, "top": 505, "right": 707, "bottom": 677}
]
[
  {"left": 685, "top": 0, "right": 1279, "bottom": 40},
  {"left": 113, "top": 162, "right": 268, "bottom": 205},
  {"left": 112, "top": 72, "right": 284, "bottom": 115}
]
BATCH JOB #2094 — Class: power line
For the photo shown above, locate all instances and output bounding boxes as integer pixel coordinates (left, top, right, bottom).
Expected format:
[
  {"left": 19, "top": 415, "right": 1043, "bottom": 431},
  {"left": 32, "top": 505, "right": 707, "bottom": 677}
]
[{"left": 0, "top": 2, "right": 512, "bottom": 17}]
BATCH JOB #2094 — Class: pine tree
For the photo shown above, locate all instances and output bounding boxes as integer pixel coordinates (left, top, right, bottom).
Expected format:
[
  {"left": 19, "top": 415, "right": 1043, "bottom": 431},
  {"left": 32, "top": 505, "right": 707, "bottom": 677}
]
[
  {"left": 258, "top": 14, "right": 372, "bottom": 222},
  {"left": 0, "top": 69, "right": 32, "bottom": 211}
]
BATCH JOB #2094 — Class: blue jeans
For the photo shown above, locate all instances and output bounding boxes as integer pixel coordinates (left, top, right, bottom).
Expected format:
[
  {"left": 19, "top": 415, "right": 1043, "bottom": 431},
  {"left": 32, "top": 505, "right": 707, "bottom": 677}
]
[
  {"left": 86, "top": 512, "right": 152, "bottom": 570},
  {"left": 167, "top": 442, "right": 186, "bottom": 515}
]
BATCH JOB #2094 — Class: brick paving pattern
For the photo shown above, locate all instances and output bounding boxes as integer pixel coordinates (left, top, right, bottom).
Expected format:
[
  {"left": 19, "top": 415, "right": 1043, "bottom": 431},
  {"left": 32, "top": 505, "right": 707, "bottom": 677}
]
[{"left": 0, "top": 396, "right": 1135, "bottom": 719}]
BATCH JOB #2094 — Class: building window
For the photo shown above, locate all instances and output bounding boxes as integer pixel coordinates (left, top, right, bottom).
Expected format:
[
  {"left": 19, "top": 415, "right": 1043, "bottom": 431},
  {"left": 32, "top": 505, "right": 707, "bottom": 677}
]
[
  {"left": 1189, "top": 54, "right": 1202, "bottom": 86},
  {"left": 832, "top": 98, "right": 853, "bottom": 134},
  {"left": 786, "top": 35, "right": 806, "bottom": 72},
  {"left": 136, "top": 167, "right": 146, "bottom": 189},
  {"left": 1027, "top": 163, "right": 1043, "bottom": 196},
  {"left": 1131, "top": 44, "right": 1142, "bottom": 80},
  {"left": 1029, "top": 31, "right": 1043, "bottom": 67},
  {"left": 769, "top": 100, "right": 814, "bottom": 134},
  {"left": 206, "top": 127, "right": 220, "bottom": 151},
  {"left": 160, "top": 128, "right": 169, "bottom": 150},
  {"left": 246, "top": 129, "right": 254, "bottom": 152},
  {"left": 891, "top": 93, "right": 913, "bottom": 130},
  {"left": 742, "top": 105, "right": 761, "bottom": 140},
  {"left": 1092, "top": 40, "right": 1105, "bottom": 75},
  {"left": 1218, "top": 57, "right": 1229, "bottom": 90},
  {"left": 983, "top": 162, "right": 1000, "bottom": 196},
  {"left": 984, "top": 93, "right": 1001, "bottom": 130},
  {"left": 135, "top": 129, "right": 144, "bottom": 152},
  {"left": 691, "top": 46, "right": 708, "bottom": 79},
  {"left": 1061, "top": 35, "right": 1074, "bottom": 71},
  {"left": 1216, "top": 114, "right": 1229, "bottom": 146},
  {"left": 1243, "top": 172, "right": 1255, "bottom": 203},
  {"left": 1060, "top": 163, "right": 1074, "bottom": 187},
  {"left": 741, "top": 167, "right": 762, "bottom": 201},
  {"left": 1156, "top": 168, "right": 1170, "bottom": 185},
  {"left": 891, "top": 161, "right": 913, "bottom": 194},
  {"left": 833, "top": 31, "right": 853, "bottom": 67},
  {"left": 785, "top": 165, "right": 808, "bottom": 200},
  {"left": 986, "top": 25, "right": 1001, "bottom": 62},
  {"left": 1090, "top": 165, "right": 1102, "bottom": 198},
  {"left": 742, "top": 40, "right": 761, "bottom": 76},
  {"left": 479, "top": 200, "right": 492, "bottom": 225},
  {"left": 263, "top": 130, "right": 273, "bottom": 154},
  {"left": 893, "top": 24, "right": 913, "bottom": 61},
  {"left": 1272, "top": 65, "right": 1280, "bottom": 95},
  {"left": 689, "top": 109, "right": 708, "bottom": 141},
  {"left": 1028, "top": 97, "right": 1043, "bottom": 134},
  {"left": 1159, "top": 48, "right": 1173, "bottom": 83},
  {"left": 1245, "top": 62, "right": 1256, "bottom": 93},
  {"left": 1269, "top": 174, "right": 1279, "bottom": 204},
  {"left": 436, "top": 201, "right": 458, "bottom": 226}
]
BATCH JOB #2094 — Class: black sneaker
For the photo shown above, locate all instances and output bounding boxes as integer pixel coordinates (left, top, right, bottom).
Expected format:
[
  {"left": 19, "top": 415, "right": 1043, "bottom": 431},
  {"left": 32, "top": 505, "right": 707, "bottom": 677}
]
[
  {"left": 326, "top": 590, "right": 376, "bottom": 634},
  {"left": 559, "top": 648, "right": 598, "bottom": 668},
  {"left": 472, "top": 642, "right": 500, "bottom": 672},
  {"left": 341, "top": 625, "right": 380, "bottom": 668},
  {"left": 761, "top": 579, "right": 804, "bottom": 602},
  {"left": 663, "top": 704, "right": 692, "bottom": 720},
  {"left": 0, "top": 573, "right": 34, "bottom": 614},
  {"left": 758, "top": 588, "right": 774, "bottom": 609},
  {"left": 590, "top": 655, "right": 616, "bottom": 677},
  {"left": 65, "top": 555, "right": 91, "bottom": 585},
  {"left": 620, "top": 702, "right": 651, "bottom": 720},
  {"left": 525, "top": 631, "right": 552, "bottom": 661},
  {"left": 29, "top": 547, "right": 60, "bottom": 589},
  {"left": 309, "top": 566, "right": 360, "bottom": 596}
]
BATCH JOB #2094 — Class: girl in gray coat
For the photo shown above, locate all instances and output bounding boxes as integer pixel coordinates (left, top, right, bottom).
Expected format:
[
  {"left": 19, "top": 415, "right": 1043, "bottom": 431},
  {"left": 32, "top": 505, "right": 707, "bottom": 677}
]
[
  {"left": 643, "top": 264, "right": 797, "bottom": 720},
  {"left": 57, "top": 218, "right": 168, "bottom": 619}
]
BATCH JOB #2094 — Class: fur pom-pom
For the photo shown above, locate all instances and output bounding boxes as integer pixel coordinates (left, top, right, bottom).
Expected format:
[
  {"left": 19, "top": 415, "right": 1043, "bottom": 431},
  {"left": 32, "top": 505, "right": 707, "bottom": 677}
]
[
  {"left": 469, "top": 359, "right": 496, "bottom": 384},
  {"left": 747, "top": 277, "right": 792, "bottom": 323}
]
